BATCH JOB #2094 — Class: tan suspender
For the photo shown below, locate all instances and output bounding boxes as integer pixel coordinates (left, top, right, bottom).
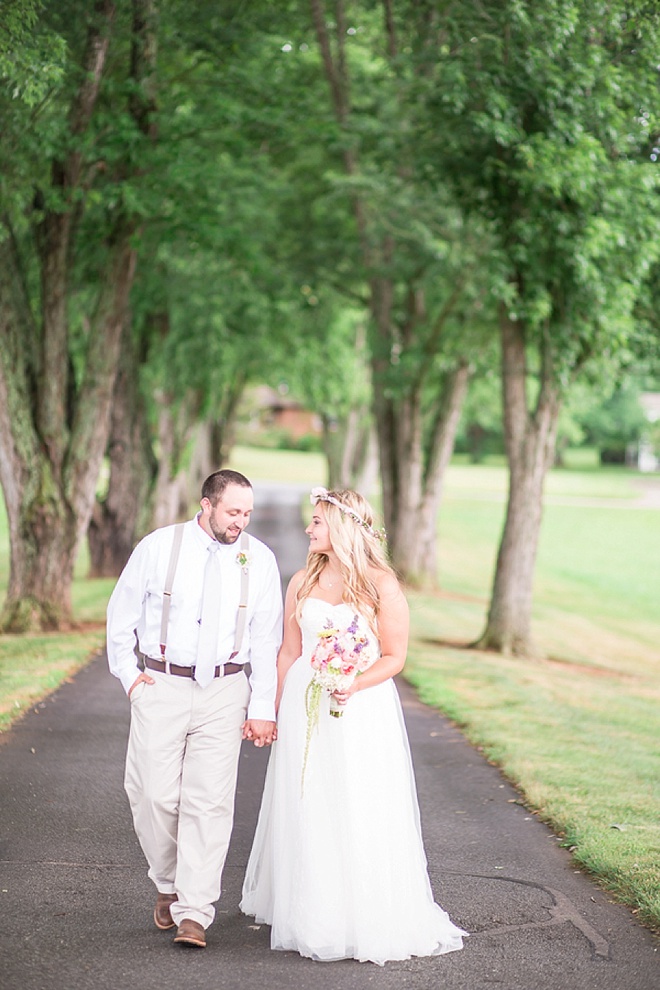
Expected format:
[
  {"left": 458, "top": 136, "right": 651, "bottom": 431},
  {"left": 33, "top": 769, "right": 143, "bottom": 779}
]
[
  {"left": 159, "top": 525, "right": 250, "bottom": 663},
  {"left": 230, "top": 531, "right": 250, "bottom": 660},
  {"left": 160, "top": 524, "right": 184, "bottom": 659}
]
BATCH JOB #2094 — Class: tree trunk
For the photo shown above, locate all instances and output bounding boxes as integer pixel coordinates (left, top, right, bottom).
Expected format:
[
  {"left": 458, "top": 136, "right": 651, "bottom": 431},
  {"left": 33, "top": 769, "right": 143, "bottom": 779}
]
[
  {"left": 0, "top": 236, "right": 137, "bottom": 629},
  {"left": 369, "top": 274, "right": 397, "bottom": 523},
  {"left": 182, "top": 371, "right": 247, "bottom": 499},
  {"left": 369, "top": 278, "right": 471, "bottom": 583},
  {"left": 476, "top": 312, "right": 560, "bottom": 656},
  {"left": 0, "top": 447, "right": 79, "bottom": 631},
  {"left": 338, "top": 404, "right": 360, "bottom": 488},
  {"left": 388, "top": 390, "right": 425, "bottom": 575},
  {"left": 416, "top": 360, "right": 471, "bottom": 579},
  {"left": 377, "top": 364, "right": 470, "bottom": 582},
  {"left": 339, "top": 394, "right": 376, "bottom": 493},
  {"left": 188, "top": 421, "right": 214, "bottom": 495},
  {"left": 88, "top": 323, "right": 158, "bottom": 577},
  {"left": 66, "top": 236, "right": 137, "bottom": 541},
  {"left": 321, "top": 414, "right": 343, "bottom": 489},
  {"left": 353, "top": 425, "right": 379, "bottom": 499},
  {"left": 188, "top": 411, "right": 234, "bottom": 501},
  {"left": 371, "top": 386, "right": 417, "bottom": 576},
  {"left": 320, "top": 402, "right": 372, "bottom": 490},
  {"left": 151, "top": 396, "right": 198, "bottom": 528},
  {"left": 209, "top": 370, "right": 246, "bottom": 468}
]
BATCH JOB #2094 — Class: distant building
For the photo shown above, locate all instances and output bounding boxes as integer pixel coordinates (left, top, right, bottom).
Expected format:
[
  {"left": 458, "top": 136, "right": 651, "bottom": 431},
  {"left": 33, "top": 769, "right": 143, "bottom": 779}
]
[{"left": 247, "top": 385, "right": 323, "bottom": 442}]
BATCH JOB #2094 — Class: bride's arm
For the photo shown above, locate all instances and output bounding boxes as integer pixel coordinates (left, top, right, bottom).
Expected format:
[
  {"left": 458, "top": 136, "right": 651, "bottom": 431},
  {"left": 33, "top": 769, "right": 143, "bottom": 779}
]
[
  {"left": 333, "top": 572, "right": 409, "bottom": 703},
  {"left": 274, "top": 570, "right": 304, "bottom": 712}
]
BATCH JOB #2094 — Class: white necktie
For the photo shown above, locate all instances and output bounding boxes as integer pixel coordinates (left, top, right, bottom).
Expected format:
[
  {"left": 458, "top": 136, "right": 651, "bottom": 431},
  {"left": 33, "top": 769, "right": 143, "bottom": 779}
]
[{"left": 195, "top": 543, "right": 222, "bottom": 688}]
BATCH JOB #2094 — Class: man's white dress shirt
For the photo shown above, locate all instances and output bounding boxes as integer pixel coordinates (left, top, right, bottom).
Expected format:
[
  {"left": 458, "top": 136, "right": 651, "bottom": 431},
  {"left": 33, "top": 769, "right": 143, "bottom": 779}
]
[{"left": 106, "top": 515, "right": 282, "bottom": 721}]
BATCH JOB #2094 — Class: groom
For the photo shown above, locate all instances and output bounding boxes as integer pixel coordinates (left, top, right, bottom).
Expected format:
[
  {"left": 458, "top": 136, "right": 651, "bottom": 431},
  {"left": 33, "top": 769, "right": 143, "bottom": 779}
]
[{"left": 106, "top": 469, "right": 282, "bottom": 948}]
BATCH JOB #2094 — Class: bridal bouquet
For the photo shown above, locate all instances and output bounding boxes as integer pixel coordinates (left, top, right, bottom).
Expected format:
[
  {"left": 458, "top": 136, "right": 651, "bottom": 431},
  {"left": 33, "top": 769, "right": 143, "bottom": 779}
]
[{"left": 302, "top": 614, "right": 376, "bottom": 790}]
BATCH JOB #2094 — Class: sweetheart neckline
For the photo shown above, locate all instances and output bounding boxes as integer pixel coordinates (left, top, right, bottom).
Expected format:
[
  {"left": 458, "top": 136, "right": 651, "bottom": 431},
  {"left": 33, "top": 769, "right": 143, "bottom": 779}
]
[{"left": 303, "top": 597, "right": 353, "bottom": 610}]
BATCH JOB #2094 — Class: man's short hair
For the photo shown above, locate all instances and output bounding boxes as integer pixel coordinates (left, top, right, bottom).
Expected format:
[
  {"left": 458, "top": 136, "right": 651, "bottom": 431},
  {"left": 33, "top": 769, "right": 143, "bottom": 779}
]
[{"left": 201, "top": 469, "right": 252, "bottom": 505}]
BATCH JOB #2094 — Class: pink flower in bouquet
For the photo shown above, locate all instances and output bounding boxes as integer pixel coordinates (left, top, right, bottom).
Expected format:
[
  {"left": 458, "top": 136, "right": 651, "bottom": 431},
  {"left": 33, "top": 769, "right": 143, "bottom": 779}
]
[
  {"left": 310, "top": 632, "right": 337, "bottom": 668},
  {"left": 309, "top": 614, "right": 374, "bottom": 690}
]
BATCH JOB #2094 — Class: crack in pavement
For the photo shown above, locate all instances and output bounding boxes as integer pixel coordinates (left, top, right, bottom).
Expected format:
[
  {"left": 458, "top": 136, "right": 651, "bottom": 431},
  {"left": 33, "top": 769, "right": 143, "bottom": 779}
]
[{"left": 443, "top": 871, "right": 611, "bottom": 960}]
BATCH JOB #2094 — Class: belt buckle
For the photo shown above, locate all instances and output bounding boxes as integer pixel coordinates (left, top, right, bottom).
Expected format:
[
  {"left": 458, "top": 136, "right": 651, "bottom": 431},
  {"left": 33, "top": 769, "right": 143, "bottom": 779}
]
[{"left": 217, "top": 663, "right": 225, "bottom": 678}]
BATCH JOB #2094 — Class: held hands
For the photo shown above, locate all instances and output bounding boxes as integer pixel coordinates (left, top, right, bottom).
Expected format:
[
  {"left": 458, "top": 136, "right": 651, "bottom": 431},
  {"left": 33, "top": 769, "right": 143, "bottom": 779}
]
[{"left": 242, "top": 719, "right": 277, "bottom": 747}]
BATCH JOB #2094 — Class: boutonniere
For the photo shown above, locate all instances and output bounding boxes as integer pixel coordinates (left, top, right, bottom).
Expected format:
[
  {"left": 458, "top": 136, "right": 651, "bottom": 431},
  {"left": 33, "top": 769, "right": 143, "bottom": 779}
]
[{"left": 236, "top": 550, "right": 251, "bottom": 572}]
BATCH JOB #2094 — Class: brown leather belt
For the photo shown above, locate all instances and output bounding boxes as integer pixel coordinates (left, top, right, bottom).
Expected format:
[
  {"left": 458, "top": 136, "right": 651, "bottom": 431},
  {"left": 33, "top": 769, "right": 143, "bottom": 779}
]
[{"left": 144, "top": 657, "right": 243, "bottom": 679}]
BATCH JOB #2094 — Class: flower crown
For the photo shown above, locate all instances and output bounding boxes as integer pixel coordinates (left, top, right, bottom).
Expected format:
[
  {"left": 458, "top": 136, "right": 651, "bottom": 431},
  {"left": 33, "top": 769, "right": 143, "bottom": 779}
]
[{"left": 310, "top": 487, "right": 387, "bottom": 542}]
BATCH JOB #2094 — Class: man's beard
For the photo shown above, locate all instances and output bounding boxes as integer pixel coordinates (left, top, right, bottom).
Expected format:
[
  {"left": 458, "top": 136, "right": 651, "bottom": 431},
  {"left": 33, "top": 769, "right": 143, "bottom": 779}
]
[{"left": 211, "top": 524, "right": 241, "bottom": 545}]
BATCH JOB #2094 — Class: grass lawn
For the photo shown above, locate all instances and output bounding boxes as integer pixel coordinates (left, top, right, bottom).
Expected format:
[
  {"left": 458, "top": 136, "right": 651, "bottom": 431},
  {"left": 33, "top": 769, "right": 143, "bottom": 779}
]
[
  {"left": 229, "top": 445, "right": 327, "bottom": 485},
  {"left": 0, "top": 446, "right": 659, "bottom": 932}
]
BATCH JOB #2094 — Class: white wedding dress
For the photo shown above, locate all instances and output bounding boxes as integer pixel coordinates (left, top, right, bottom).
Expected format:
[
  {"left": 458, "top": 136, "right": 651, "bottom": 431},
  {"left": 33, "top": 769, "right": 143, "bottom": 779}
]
[{"left": 240, "top": 598, "right": 467, "bottom": 965}]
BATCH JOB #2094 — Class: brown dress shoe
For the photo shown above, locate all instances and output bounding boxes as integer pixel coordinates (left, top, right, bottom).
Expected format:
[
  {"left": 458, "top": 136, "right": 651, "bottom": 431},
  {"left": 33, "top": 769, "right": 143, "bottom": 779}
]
[
  {"left": 173, "top": 918, "right": 206, "bottom": 948},
  {"left": 154, "top": 893, "right": 178, "bottom": 930}
]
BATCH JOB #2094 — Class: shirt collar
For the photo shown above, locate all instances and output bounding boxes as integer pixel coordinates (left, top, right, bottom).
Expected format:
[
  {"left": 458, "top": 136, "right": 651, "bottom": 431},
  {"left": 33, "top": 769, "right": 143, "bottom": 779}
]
[{"left": 193, "top": 512, "right": 214, "bottom": 549}]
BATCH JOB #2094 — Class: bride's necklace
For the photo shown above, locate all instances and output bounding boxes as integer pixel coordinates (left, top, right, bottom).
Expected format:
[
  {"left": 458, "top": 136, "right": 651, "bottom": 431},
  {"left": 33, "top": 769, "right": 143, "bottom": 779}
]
[{"left": 321, "top": 569, "right": 342, "bottom": 590}]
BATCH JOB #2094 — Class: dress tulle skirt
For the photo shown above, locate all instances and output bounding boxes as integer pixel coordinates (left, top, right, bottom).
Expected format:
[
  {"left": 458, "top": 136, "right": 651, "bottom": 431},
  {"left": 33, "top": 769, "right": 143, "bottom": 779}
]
[{"left": 240, "top": 600, "right": 467, "bottom": 965}]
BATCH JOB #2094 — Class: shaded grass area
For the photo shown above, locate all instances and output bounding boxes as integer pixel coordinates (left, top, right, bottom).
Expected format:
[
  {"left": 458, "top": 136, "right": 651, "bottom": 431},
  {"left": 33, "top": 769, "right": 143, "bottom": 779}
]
[
  {"left": 0, "top": 632, "right": 106, "bottom": 731},
  {"left": 0, "top": 495, "right": 118, "bottom": 728},
  {"left": 0, "top": 570, "right": 112, "bottom": 731}
]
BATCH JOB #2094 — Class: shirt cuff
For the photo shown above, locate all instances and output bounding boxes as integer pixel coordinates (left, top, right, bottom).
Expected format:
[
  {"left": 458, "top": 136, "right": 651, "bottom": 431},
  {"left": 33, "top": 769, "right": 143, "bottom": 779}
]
[
  {"left": 246, "top": 698, "right": 277, "bottom": 722},
  {"left": 118, "top": 665, "right": 141, "bottom": 695}
]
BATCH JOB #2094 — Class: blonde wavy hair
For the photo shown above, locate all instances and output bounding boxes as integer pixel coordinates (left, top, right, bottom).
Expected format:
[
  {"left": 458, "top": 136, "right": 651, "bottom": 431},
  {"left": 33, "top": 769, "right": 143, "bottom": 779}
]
[{"left": 295, "top": 490, "right": 394, "bottom": 634}]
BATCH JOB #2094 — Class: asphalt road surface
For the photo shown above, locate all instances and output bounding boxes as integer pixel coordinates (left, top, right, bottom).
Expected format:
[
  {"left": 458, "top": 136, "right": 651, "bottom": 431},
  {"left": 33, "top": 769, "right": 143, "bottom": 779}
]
[{"left": 0, "top": 482, "right": 658, "bottom": 990}]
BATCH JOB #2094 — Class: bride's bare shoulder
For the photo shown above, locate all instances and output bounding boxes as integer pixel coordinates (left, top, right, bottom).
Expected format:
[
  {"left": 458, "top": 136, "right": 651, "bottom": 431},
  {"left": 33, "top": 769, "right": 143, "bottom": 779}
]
[
  {"left": 371, "top": 567, "right": 406, "bottom": 604},
  {"left": 284, "top": 569, "right": 307, "bottom": 604}
]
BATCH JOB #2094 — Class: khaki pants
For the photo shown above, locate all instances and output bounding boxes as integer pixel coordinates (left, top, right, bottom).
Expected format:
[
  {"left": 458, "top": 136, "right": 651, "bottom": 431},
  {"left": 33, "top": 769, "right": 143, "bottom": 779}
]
[{"left": 125, "top": 668, "right": 251, "bottom": 929}]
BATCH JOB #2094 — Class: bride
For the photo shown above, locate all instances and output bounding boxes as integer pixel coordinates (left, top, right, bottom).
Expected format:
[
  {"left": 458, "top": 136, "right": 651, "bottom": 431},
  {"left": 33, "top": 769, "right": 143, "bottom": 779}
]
[{"left": 240, "top": 487, "right": 467, "bottom": 965}]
